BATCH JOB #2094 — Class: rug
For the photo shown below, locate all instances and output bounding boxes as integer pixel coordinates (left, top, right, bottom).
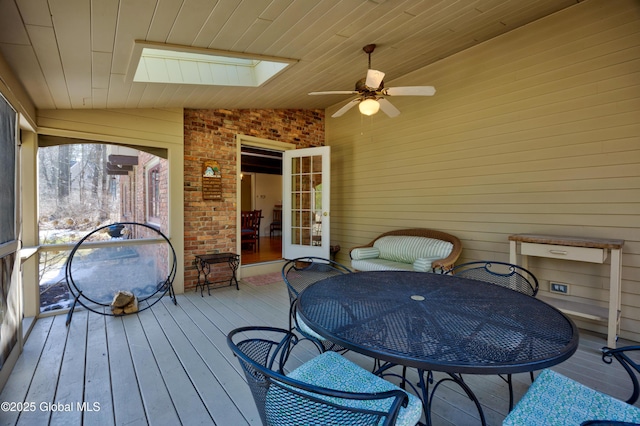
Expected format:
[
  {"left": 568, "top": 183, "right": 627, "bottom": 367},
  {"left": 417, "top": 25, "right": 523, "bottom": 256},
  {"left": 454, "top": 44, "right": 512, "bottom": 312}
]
[{"left": 242, "top": 272, "right": 283, "bottom": 286}]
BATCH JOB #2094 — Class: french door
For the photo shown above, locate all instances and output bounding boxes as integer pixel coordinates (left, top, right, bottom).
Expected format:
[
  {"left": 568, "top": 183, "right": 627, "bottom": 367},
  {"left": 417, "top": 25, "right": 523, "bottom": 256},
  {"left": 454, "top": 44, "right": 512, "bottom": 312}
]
[{"left": 282, "top": 146, "right": 330, "bottom": 260}]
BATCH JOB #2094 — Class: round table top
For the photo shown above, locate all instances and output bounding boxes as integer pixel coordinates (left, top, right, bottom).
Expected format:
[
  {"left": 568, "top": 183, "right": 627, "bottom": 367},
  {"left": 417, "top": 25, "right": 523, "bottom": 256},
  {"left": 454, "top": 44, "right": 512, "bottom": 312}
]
[{"left": 297, "top": 271, "right": 579, "bottom": 374}]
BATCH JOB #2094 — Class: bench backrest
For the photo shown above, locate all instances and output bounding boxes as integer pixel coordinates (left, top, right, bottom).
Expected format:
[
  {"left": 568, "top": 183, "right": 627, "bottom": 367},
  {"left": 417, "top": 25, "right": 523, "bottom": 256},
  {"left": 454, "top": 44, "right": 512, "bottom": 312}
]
[{"left": 373, "top": 236, "right": 453, "bottom": 264}]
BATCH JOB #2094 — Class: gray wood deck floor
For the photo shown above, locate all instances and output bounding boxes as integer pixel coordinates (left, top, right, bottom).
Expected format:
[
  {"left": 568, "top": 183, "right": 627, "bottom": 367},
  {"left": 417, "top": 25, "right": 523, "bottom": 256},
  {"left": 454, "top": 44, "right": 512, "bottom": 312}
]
[{"left": 1, "top": 279, "right": 638, "bottom": 426}]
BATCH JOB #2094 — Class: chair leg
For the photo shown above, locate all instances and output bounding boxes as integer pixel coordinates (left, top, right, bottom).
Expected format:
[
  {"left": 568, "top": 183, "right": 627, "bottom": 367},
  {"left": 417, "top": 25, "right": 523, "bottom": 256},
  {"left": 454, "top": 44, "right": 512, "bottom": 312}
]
[{"left": 508, "top": 373, "right": 514, "bottom": 411}]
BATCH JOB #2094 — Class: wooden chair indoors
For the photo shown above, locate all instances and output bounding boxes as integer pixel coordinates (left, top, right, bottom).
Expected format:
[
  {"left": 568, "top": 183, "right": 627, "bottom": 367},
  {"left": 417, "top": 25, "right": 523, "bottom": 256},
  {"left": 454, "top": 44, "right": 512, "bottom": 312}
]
[
  {"left": 241, "top": 210, "right": 258, "bottom": 252},
  {"left": 270, "top": 205, "right": 282, "bottom": 238},
  {"left": 253, "top": 209, "right": 262, "bottom": 250}
]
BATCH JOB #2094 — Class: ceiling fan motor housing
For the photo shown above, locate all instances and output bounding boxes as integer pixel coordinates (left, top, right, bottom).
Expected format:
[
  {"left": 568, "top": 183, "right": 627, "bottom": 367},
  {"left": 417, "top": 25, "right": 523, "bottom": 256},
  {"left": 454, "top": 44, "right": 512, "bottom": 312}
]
[{"left": 355, "top": 77, "right": 383, "bottom": 93}]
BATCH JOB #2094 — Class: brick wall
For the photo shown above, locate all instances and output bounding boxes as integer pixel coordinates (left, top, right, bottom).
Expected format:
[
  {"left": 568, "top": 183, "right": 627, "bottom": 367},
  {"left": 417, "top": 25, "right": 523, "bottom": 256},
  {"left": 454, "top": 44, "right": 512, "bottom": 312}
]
[
  {"left": 128, "top": 152, "right": 169, "bottom": 236},
  {"left": 183, "top": 109, "right": 324, "bottom": 289}
]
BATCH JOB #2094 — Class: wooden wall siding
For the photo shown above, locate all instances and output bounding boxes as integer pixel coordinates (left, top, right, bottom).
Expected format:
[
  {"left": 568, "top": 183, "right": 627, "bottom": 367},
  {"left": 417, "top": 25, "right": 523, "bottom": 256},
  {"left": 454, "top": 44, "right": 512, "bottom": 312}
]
[
  {"left": 182, "top": 109, "right": 323, "bottom": 290},
  {"left": 37, "top": 108, "right": 184, "bottom": 145},
  {"left": 327, "top": 0, "right": 640, "bottom": 341}
]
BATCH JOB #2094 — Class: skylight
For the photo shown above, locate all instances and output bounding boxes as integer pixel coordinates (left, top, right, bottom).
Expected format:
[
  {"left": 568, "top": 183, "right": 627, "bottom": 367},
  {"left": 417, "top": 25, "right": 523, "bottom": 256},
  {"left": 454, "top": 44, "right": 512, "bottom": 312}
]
[{"left": 130, "top": 43, "right": 295, "bottom": 87}]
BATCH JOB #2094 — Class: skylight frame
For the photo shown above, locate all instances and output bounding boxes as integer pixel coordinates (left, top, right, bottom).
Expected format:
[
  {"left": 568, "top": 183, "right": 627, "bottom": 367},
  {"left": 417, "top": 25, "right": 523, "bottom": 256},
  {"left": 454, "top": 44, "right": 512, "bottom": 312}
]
[{"left": 127, "top": 41, "right": 297, "bottom": 87}]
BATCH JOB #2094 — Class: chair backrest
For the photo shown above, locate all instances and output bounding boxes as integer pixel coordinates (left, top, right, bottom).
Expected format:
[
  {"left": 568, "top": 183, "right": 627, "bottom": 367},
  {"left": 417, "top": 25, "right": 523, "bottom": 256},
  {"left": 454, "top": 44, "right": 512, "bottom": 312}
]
[
  {"left": 253, "top": 209, "right": 262, "bottom": 233},
  {"left": 447, "top": 261, "right": 539, "bottom": 296},
  {"left": 272, "top": 208, "right": 282, "bottom": 223},
  {"left": 282, "top": 257, "right": 352, "bottom": 306},
  {"left": 227, "top": 326, "right": 406, "bottom": 426},
  {"left": 241, "top": 210, "right": 256, "bottom": 230}
]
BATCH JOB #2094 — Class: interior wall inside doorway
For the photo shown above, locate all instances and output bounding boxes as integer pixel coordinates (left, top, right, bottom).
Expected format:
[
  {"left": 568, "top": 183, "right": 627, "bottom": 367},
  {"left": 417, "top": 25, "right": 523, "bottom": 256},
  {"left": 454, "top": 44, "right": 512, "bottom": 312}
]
[
  {"left": 245, "top": 173, "right": 282, "bottom": 237},
  {"left": 240, "top": 174, "right": 253, "bottom": 210},
  {"left": 256, "top": 173, "right": 282, "bottom": 237}
]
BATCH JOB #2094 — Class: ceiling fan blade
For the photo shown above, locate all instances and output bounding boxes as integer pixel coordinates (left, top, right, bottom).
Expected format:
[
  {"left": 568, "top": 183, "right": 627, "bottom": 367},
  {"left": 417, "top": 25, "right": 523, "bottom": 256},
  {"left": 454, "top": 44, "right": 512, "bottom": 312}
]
[
  {"left": 365, "top": 69, "right": 385, "bottom": 90},
  {"left": 377, "top": 98, "right": 401, "bottom": 118},
  {"left": 332, "top": 99, "right": 360, "bottom": 117},
  {"left": 309, "top": 90, "right": 359, "bottom": 95},
  {"left": 384, "top": 86, "right": 436, "bottom": 96}
]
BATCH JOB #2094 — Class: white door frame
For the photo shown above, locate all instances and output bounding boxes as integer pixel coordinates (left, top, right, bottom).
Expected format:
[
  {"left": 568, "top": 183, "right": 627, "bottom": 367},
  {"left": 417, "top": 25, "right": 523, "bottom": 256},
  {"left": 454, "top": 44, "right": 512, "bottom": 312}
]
[{"left": 235, "top": 135, "right": 295, "bottom": 270}]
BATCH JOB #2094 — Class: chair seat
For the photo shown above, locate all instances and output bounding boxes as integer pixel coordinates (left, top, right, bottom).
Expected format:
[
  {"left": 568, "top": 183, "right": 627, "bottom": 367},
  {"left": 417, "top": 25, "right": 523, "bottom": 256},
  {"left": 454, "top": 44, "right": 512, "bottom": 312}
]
[
  {"left": 503, "top": 369, "right": 640, "bottom": 426},
  {"left": 270, "top": 351, "right": 423, "bottom": 426},
  {"left": 295, "top": 311, "right": 326, "bottom": 341}
]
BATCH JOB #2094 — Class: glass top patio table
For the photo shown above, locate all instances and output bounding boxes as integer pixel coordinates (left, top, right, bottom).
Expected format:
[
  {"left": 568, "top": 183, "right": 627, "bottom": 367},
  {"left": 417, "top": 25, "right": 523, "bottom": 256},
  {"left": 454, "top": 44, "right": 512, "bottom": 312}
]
[{"left": 297, "top": 271, "right": 578, "bottom": 375}]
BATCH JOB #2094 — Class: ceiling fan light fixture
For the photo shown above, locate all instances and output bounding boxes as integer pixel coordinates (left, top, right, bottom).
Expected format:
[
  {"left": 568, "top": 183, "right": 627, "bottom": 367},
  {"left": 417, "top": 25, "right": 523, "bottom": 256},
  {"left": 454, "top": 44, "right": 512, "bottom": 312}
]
[
  {"left": 309, "top": 43, "right": 435, "bottom": 118},
  {"left": 359, "top": 98, "right": 380, "bottom": 116}
]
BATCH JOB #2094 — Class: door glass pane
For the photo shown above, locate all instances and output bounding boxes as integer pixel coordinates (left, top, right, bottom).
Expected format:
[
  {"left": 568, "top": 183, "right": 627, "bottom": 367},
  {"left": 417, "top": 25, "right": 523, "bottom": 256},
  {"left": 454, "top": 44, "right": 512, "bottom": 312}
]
[
  {"left": 311, "top": 155, "right": 323, "bottom": 246},
  {"left": 288, "top": 153, "right": 327, "bottom": 247}
]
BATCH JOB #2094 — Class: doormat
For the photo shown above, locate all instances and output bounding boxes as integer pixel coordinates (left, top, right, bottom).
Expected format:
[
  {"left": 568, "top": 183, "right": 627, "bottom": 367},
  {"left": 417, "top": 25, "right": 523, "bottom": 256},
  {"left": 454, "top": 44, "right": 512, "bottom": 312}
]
[{"left": 242, "top": 272, "right": 283, "bottom": 286}]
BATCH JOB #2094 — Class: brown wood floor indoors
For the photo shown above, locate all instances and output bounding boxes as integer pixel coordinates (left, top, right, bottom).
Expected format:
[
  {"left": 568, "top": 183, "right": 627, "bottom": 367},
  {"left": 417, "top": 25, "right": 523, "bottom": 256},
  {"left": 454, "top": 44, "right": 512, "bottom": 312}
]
[
  {"left": 241, "top": 236, "right": 282, "bottom": 265},
  {"left": 1, "top": 279, "right": 639, "bottom": 426}
]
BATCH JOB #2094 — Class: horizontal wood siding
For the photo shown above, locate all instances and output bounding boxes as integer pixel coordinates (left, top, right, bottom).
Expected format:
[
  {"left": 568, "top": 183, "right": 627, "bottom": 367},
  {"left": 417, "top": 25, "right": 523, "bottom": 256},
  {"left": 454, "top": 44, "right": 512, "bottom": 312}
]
[
  {"left": 327, "top": 0, "right": 640, "bottom": 341},
  {"left": 36, "top": 108, "right": 183, "bottom": 145}
]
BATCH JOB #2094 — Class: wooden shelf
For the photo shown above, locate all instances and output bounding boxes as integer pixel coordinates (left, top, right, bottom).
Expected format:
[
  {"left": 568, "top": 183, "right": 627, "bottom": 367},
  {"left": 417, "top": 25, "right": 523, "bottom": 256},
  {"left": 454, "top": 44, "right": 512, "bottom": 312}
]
[
  {"left": 510, "top": 233, "right": 624, "bottom": 348},
  {"left": 538, "top": 295, "right": 609, "bottom": 322}
]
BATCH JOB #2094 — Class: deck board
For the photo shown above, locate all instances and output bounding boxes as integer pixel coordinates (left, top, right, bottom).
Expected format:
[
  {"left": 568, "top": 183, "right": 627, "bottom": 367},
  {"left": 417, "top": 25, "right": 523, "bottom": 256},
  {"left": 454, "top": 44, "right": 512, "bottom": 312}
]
[
  {"left": 17, "top": 315, "right": 67, "bottom": 426},
  {"left": 49, "top": 310, "right": 87, "bottom": 426},
  {"left": 147, "top": 300, "right": 241, "bottom": 425},
  {"left": 83, "top": 312, "right": 114, "bottom": 426},
  {"left": 123, "top": 313, "right": 183, "bottom": 425},
  {"left": 161, "top": 298, "right": 258, "bottom": 425},
  {"left": 0, "top": 317, "right": 54, "bottom": 426},
  {"left": 1, "top": 279, "right": 639, "bottom": 426},
  {"left": 106, "top": 315, "right": 147, "bottom": 425}
]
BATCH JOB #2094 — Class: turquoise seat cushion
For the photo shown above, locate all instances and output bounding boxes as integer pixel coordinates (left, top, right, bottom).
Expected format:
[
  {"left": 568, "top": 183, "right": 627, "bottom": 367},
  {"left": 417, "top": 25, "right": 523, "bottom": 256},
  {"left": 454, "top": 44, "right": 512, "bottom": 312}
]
[
  {"left": 267, "top": 351, "right": 422, "bottom": 426},
  {"left": 503, "top": 369, "right": 640, "bottom": 426},
  {"left": 374, "top": 236, "right": 453, "bottom": 264}
]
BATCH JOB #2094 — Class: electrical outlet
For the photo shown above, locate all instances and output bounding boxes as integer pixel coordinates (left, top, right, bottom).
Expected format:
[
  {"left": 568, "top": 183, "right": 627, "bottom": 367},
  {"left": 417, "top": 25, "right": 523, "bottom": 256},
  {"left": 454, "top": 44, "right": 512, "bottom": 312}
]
[{"left": 550, "top": 282, "right": 569, "bottom": 294}]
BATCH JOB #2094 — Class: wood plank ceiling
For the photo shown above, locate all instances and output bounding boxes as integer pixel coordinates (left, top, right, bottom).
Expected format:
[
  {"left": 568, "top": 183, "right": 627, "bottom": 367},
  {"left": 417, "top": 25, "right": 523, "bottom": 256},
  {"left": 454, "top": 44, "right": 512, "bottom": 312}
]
[{"left": 0, "top": 0, "right": 579, "bottom": 111}]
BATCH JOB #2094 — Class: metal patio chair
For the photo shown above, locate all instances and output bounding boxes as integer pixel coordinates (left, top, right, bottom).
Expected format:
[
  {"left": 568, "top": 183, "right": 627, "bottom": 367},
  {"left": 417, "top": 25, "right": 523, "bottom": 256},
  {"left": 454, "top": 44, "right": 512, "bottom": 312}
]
[
  {"left": 504, "top": 346, "right": 640, "bottom": 425},
  {"left": 448, "top": 260, "right": 539, "bottom": 296},
  {"left": 282, "top": 257, "right": 352, "bottom": 353},
  {"left": 227, "top": 326, "right": 423, "bottom": 426},
  {"left": 447, "top": 260, "right": 539, "bottom": 410}
]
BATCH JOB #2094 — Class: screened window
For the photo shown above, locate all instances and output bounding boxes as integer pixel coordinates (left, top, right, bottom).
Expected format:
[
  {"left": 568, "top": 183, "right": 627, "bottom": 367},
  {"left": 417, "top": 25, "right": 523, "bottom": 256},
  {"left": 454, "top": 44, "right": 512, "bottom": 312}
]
[{"left": 37, "top": 142, "right": 168, "bottom": 312}]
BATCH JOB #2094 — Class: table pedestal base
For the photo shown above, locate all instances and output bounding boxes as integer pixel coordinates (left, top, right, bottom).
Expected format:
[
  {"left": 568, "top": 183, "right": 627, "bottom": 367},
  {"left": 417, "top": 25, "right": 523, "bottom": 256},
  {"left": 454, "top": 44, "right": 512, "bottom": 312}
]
[{"left": 375, "top": 362, "right": 487, "bottom": 426}]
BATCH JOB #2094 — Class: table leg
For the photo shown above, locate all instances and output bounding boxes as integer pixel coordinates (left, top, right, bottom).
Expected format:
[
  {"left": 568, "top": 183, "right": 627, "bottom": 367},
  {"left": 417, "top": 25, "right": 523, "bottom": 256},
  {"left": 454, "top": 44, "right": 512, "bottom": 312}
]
[
  {"left": 228, "top": 255, "right": 240, "bottom": 290},
  {"left": 421, "top": 370, "right": 486, "bottom": 426},
  {"left": 608, "top": 248, "right": 622, "bottom": 348},
  {"left": 204, "top": 261, "right": 213, "bottom": 296},
  {"left": 194, "top": 258, "right": 207, "bottom": 297}
]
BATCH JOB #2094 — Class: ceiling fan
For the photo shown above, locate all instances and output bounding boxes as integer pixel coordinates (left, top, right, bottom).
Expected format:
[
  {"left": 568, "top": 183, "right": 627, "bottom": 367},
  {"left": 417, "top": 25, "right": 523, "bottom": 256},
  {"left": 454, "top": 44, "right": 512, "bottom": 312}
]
[{"left": 309, "top": 44, "right": 436, "bottom": 118}]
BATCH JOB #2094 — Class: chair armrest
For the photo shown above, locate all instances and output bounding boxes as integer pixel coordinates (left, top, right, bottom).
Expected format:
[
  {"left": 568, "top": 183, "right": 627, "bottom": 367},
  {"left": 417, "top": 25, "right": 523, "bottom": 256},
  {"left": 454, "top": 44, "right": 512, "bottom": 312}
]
[
  {"left": 413, "top": 257, "right": 440, "bottom": 272},
  {"left": 431, "top": 237, "right": 462, "bottom": 272},
  {"left": 350, "top": 246, "right": 379, "bottom": 260},
  {"left": 602, "top": 345, "right": 640, "bottom": 404}
]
